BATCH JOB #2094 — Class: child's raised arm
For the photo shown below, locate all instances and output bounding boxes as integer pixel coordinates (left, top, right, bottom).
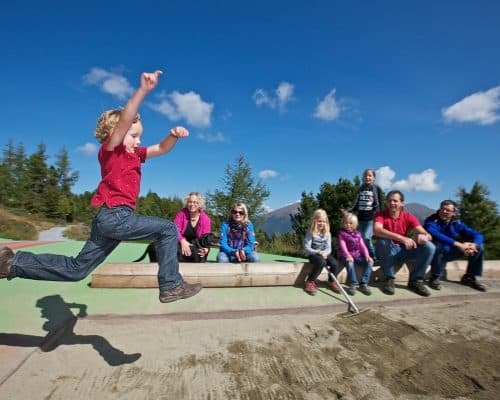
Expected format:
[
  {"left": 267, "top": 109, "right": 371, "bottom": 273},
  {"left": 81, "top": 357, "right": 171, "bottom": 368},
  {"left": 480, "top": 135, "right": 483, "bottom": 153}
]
[
  {"left": 147, "top": 126, "right": 189, "bottom": 159},
  {"left": 106, "top": 70, "right": 163, "bottom": 150}
]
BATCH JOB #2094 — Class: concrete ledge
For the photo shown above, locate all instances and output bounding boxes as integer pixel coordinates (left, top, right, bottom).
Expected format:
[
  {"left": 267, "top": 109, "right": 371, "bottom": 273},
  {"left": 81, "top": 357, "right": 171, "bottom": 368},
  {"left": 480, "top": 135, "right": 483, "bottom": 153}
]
[{"left": 91, "top": 260, "right": 500, "bottom": 288}]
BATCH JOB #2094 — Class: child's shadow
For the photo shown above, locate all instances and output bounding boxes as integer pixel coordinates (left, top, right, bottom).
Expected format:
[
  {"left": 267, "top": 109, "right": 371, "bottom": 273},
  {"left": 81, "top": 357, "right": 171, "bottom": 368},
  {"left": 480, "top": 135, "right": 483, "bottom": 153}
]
[{"left": 0, "top": 295, "right": 140, "bottom": 366}]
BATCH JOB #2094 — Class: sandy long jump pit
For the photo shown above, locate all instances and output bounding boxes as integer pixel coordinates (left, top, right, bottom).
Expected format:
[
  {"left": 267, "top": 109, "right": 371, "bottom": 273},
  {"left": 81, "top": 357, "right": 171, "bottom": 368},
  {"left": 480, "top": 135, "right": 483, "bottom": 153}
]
[{"left": 0, "top": 299, "right": 499, "bottom": 399}]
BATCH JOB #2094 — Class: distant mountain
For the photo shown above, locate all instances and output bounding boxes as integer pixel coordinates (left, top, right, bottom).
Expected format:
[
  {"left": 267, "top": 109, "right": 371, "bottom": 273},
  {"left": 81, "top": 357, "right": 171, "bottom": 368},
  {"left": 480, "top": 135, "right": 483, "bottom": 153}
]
[
  {"left": 261, "top": 202, "right": 435, "bottom": 235},
  {"left": 405, "top": 203, "right": 435, "bottom": 223},
  {"left": 261, "top": 202, "right": 300, "bottom": 235}
]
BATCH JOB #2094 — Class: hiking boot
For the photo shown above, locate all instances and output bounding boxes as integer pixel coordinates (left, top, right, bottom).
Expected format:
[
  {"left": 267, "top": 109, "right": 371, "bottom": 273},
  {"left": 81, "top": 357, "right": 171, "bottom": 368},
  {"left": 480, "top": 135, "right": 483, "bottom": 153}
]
[
  {"left": 460, "top": 274, "right": 487, "bottom": 292},
  {"left": 408, "top": 280, "right": 431, "bottom": 297},
  {"left": 328, "top": 280, "right": 341, "bottom": 293},
  {"left": 428, "top": 275, "right": 442, "bottom": 290},
  {"left": 358, "top": 283, "right": 372, "bottom": 296},
  {"left": 345, "top": 285, "right": 356, "bottom": 296},
  {"left": 0, "top": 247, "right": 14, "bottom": 279},
  {"left": 382, "top": 278, "right": 395, "bottom": 295},
  {"left": 305, "top": 280, "right": 317, "bottom": 295},
  {"left": 159, "top": 281, "right": 202, "bottom": 303}
]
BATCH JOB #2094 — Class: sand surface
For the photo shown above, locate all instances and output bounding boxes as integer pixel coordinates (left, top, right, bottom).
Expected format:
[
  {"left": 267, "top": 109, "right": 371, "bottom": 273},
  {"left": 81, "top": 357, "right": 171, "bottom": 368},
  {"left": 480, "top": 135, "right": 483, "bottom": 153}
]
[{"left": 0, "top": 298, "right": 498, "bottom": 399}]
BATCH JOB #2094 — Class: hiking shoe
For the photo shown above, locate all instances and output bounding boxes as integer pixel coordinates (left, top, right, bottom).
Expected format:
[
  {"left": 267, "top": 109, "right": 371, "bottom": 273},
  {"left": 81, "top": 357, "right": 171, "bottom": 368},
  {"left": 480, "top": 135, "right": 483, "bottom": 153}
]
[
  {"left": 358, "top": 284, "right": 372, "bottom": 296},
  {"left": 428, "top": 275, "right": 442, "bottom": 290},
  {"left": 408, "top": 280, "right": 431, "bottom": 297},
  {"left": 305, "top": 280, "right": 317, "bottom": 295},
  {"left": 159, "top": 281, "right": 202, "bottom": 303},
  {"left": 0, "top": 247, "right": 14, "bottom": 279},
  {"left": 382, "top": 278, "right": 395, "bottom": 295},
  {"left": 328, "top": 280, "right": 341, "bottom": 293},
  {"left": 345, "top": 285, "right": 356, "bottom": 296},
  {"left": 460, "top": 274, "right": 487, "bottom": 292}
]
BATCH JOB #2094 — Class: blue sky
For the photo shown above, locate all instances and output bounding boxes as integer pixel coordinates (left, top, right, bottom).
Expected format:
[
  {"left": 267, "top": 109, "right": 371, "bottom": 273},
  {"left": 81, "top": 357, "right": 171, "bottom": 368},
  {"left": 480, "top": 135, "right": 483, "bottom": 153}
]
[{"left": 2, "top": 1, "right": 499, "bottom": 212}]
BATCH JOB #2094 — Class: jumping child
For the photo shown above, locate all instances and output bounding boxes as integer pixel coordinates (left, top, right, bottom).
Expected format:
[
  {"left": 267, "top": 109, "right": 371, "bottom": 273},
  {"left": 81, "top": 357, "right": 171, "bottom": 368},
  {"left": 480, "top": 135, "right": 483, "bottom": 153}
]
[{"left": 0, "top": 70, "right": 202, "bottom": 304}]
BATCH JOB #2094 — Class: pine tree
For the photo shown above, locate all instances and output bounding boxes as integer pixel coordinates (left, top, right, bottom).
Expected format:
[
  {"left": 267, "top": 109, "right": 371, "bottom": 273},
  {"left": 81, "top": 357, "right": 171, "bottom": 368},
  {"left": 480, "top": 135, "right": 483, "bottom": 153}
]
[
  {"left": 457, "top": 182, "right": 500, "bottom": 259},
  {"left": 206, "top": 155, "right": 270, "bottom": 231},
  {"left": 290, "top": 191, "right": 318, "bottom": 243}
]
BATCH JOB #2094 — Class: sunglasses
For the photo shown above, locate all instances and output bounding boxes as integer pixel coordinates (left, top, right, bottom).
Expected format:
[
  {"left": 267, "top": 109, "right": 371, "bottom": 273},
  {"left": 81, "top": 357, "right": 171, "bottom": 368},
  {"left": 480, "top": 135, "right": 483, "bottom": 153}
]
[{"left": 231, "top": 210, "right": 245, "bottom": 216}]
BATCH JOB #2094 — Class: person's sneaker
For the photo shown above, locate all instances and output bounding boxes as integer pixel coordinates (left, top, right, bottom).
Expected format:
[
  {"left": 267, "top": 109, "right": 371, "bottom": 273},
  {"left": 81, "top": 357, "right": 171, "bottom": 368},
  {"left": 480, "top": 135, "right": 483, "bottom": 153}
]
[
  {"left": 0, "top": 247, "right": 14, "bottom": 279},
  {"left": 159, "top": 281, "right": 202, "bottom": 303},
  {"left": 460, "top": 274, "right": 487, "bottom": 292},
  {"left": 428, "top": 275, "right": 442, "bottom": 290},
  {"left": 328, "top": 280, "right": 341, "bottom": 293},
  {"left": 382, "top": 278, "right": 395, "bottom": 295},
  {"left": 305, "top": 280, "right": 317, "bottom": 295},
  {"left": 358, "top": 283, "right": 372, "bottom": 296},
  {"left": 408, "top": 280, "right": 431, "bottom": 297},
  {"left": 345, "top": 285, "right": 356, "bottom": 296}
]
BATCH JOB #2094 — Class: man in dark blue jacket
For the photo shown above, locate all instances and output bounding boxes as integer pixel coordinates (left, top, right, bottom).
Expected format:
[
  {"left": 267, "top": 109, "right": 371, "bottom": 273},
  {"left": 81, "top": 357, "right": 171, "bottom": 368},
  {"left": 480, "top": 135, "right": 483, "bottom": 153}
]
[{"left": 424, "top": 200, "right": 486, "bottom": 292}]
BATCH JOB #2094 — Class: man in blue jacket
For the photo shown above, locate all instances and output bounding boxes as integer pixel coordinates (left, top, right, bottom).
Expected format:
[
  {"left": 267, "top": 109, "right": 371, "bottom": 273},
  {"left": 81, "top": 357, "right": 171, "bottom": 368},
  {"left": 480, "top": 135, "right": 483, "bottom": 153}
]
[{"left": 424, "top": 200, "right": 486, "bottom": 292}]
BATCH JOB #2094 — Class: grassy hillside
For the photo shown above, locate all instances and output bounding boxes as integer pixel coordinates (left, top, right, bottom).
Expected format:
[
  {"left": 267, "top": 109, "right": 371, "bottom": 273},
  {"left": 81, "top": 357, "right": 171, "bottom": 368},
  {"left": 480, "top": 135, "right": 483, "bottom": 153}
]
[{"left": 0, "top": 205, "right": 61, "bottom": 240}]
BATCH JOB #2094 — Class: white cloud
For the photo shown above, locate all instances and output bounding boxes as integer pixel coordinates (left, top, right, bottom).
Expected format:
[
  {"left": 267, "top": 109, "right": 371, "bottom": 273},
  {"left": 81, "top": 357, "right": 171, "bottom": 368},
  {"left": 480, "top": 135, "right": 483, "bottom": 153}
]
[
  {"left": 77, "top": 142, "right": 98, "bottom": 156},
  {"left": 197, "top": 131, "right": 227, "bottom": 142},
  {"left": 376, "top": 166, "right": 440, "bottom": 192},
  {"left": 258, "top": 169, "right": 279, "bottom": 179},
  {"left": 442, "top": 86, "right": 500, "bottom": 125},
  {"left": 82, "top": 68, "right": 134, "bottom": 100},
  {"left": 150, "top": 91, "right": 213, "bottom": 127},
  {"left": 253, "top": 81, "right": 295, "bottom": 110},
  {"left": 276, "top": 82, "right": 294, "bottom": 105},
  {"left": 314, "top": 89, "right": 341, "bottom": 121},
  {"left": 375, "top": 166, "right": 396, "bottom": 190}
]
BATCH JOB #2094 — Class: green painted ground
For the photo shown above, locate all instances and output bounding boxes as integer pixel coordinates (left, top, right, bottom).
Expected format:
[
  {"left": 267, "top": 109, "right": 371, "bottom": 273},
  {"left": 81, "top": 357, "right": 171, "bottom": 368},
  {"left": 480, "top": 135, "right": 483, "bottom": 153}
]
[{"left": 1, "top": 240, "right": 498, "bottom": 340}]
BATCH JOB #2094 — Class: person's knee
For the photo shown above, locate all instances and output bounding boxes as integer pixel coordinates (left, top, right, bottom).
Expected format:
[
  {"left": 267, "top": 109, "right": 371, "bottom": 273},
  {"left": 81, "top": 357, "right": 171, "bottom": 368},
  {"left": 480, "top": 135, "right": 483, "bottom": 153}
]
[
  {"left": 247, "top": 252, "right": 260, "bottom": 263},
  {"left": 216, "top": 252, "right": 230, "bottom": 263},
  {"left": 421, "top": 240, "right": 435, "bottom": 255},
  {"left": 69, "top": 269, "right": 91, "bottom": 281},
  {"left": 475, "top": 246, "right": 484, "bottom": 257}
]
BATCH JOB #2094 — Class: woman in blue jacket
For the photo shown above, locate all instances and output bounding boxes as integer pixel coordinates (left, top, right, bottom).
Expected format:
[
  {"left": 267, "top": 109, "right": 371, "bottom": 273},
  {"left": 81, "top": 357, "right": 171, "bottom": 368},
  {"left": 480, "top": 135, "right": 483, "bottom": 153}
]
[
  {"left": 424, "top": 199, "right": 486, "bottom": 292},
  {"left": 217, "top": 202, "right": 260, "bottom": 263}
]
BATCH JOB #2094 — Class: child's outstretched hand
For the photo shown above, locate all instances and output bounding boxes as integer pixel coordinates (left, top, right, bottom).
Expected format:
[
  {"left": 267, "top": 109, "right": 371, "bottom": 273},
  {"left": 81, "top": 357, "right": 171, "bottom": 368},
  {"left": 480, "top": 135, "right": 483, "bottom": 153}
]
[
  {"left": 141, "top": 70, "right": 163, "bottom": 92},
  {"left": 170, "top": 126, "right": 189, "bottom": 138}
]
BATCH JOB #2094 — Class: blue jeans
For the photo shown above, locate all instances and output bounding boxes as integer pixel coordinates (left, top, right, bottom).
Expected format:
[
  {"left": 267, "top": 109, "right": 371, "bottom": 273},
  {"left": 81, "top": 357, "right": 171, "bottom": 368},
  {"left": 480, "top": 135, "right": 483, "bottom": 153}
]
[
  {"left": 340, "top": 257, "right": 373, "bottom": 286},
  {"left": 358, "top": 219, "right": 376, "bottom": 258},
  {"left": 430, "top": 242, "right": 483, "bottom": 278},
  {"left": 11, "top": 205, "right": 183, "bottom": 292},
  {"left": 376, "top": 239, "right": 435, "bottom": 282},
  {"left": 216, "top": 251, "right": 260, "bottom": 263}
]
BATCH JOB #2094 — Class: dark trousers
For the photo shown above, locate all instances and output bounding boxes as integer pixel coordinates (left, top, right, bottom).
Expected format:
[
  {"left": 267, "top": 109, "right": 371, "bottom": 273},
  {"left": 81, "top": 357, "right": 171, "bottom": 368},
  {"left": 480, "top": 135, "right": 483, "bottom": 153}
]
[
  {"left": 307, "top": 254, "right": 339, "bottom": 282},
  {"left": 177, "top": 244, "right": 207, "bottom": 263},
  {"left": 430, "top": 243, "right": 483, "bottom": 278}
]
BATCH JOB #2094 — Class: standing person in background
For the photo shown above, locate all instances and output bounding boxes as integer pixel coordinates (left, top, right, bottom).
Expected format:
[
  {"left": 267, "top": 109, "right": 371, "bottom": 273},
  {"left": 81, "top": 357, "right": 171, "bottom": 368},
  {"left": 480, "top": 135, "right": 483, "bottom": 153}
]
[
  {"left": 349, "top": 168, "right": 383, "bottom": 260},
  {"left": 0, "top": 70, "right": 202, "bottom": 304},
  {"left": 424, "top": 200, "right": 486, "bottom": 292},
  {"left": 374, "top": 190, "right": 435, "bottom": 297},
  {"left": 337, "top": 212, "right": 374, "bottom": 296},
  {"left": 174, "top": 192, "right": 212, "bottom": 262},
  {"left": 303, "top": 209, "right": 340, "bottom": 295},
  {"left": 217, "top": 202, "right": 260, "bottom": 263}
]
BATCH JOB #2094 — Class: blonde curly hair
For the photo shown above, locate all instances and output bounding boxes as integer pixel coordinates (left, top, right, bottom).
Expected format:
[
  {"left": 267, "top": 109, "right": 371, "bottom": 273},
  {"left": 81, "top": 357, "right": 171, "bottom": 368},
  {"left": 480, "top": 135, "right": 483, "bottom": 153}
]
[{"left": 93, "top": 109, "right": 141, "bottom": 143}]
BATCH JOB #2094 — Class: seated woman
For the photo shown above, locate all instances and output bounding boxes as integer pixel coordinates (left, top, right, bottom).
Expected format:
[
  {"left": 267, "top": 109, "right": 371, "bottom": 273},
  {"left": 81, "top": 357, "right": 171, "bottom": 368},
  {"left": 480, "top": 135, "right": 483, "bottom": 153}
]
[
  {"left": 217, "top": 202, "right": 260, "bottom": 263},
  {"left": 173, "top": 192, "right": 212, "bottom": 262}
]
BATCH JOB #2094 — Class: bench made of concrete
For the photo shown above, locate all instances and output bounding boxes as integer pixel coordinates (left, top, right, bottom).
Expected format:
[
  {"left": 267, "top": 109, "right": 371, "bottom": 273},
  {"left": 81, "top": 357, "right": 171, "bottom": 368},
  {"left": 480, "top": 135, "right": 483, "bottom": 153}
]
[{"left": 91, "top": 260, "right": 500, "bottom": 288}]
